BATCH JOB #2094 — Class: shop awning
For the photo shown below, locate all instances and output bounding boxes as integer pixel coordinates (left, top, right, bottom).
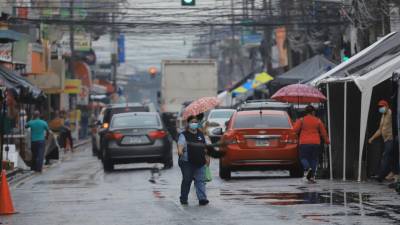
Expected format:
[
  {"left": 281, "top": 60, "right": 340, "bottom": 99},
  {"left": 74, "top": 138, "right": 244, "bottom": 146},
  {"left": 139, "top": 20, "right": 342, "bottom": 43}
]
[
  {"left": 0, "top": 29, "right": 24, "bottom": 43},
  {"left": 0, "top": 65, "right": 45, "bottom": 101}
]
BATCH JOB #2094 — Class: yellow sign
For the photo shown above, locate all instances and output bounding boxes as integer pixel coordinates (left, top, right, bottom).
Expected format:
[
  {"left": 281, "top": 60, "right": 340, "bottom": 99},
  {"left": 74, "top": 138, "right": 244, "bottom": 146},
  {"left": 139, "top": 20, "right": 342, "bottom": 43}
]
[{"left": 64, "top": 79, "right": 81, "bottom": 94}]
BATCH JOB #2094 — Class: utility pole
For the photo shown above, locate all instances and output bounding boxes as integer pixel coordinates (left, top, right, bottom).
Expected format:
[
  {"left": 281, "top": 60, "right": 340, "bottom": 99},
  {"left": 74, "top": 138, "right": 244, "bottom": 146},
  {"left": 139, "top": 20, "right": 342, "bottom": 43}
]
[
  {"left": 209, "top": 25, "right": 213, "bottom": 58},
  {"left": 69, "top": 0, "right": 75, "bottom": 79},
  {"left": 262, "top": 0, "right": 272, "bottom": 73},
  {"left": 111, "top": 12, "right": 118, "bottom": 89},
  {"left": 229, "top": 0, "right": 235, "bottom": 75}
]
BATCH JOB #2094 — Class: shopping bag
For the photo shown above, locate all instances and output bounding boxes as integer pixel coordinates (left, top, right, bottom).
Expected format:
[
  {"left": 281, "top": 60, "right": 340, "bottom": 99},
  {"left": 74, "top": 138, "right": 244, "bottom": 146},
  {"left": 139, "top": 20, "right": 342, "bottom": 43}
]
[{"left": 205, "top": 166, "right": 212, "bottom": 182}]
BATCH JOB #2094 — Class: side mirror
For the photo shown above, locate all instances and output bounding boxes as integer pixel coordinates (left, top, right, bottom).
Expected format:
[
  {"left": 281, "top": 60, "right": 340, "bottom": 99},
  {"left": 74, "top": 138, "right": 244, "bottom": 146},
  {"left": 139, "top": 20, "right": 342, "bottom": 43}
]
[{"left": 212, "top": 128, "right": 223, "bottom": 136}]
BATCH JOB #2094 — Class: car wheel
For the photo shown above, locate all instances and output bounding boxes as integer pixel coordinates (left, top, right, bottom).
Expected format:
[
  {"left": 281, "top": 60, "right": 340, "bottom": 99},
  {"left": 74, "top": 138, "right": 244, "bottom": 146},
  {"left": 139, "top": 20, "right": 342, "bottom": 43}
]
[
  {"left": 97, "top": 139, "right": 105, "bottom": 160},
  {"left": 219, "top": 159, "right": 231, "bottom": 179},
  {"left": 163, "top": 151, "right": 173, "bottom": 169},
  {"left": 102, "top": 150, "right": 114, "bottom": 172},
  {"left": 289, "top": 165, "right": 303, "bottom": 178}
]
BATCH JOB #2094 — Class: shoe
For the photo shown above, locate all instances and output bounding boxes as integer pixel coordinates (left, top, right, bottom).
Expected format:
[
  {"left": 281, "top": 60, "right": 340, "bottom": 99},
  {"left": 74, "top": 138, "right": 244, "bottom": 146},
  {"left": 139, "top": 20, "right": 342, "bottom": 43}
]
[
  {"left": 180, "top": 199, "right": 188, "bottom": 205},
  {"left": 388, "top": 182, "right": 397, "bottom": 189},
  {"left": 309, "top": 177, "right": 317, "bottom": 184},
  {"left": 386, "top": 172, "right": 395, "bottom": 181},
  {"left": 199, "top": 199, "right": 209, "bottom": 206},
  {"left": 306, "top": 169, "right": 313, "bottom": 180}
]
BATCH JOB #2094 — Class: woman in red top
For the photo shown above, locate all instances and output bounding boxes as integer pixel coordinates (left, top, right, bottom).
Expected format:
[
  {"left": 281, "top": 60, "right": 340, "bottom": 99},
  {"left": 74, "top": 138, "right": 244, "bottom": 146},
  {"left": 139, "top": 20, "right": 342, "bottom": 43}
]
[{"left": 293, "top": 105, "right": 330, "bottom": 183}]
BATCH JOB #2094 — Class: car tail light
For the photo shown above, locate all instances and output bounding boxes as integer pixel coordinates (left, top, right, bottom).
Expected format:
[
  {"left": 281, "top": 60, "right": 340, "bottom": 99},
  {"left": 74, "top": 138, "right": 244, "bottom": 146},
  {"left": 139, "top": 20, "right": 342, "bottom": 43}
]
[
  {"left": 106, "top": 132, "right": 123, "bottom": 141},
  {"left": 281, "top": 133, "right": 298, "bottom": 144},
  {"left": 148, "top": 130, "right": 167, "bottom": 140},
  {"left": 102, "top": 123, "right": 109, "bottom": 129},
  {"left": 224, "top": 133, "right": 242, "bottom": 145}
]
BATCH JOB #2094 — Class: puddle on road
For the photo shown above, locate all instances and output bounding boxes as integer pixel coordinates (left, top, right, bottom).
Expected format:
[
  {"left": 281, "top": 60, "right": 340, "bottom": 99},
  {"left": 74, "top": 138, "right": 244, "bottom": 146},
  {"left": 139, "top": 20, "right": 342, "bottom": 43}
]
[
  {"left": 220, "top": 189, "right": 371, "bottom": 206},
  {"left": 220, "top": 189, "right": 400, "bottom": 223}
]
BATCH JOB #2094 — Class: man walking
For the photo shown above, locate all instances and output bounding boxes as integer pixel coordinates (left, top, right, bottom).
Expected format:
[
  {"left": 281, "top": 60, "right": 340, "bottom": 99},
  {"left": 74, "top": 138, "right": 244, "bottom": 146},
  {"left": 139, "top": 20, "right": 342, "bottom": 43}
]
[
  {"left": 26, "top": 111, "right": 49, "bottom": 173},
  {"left": 369, "top": 100, "right": 398, "bottom": 182}
]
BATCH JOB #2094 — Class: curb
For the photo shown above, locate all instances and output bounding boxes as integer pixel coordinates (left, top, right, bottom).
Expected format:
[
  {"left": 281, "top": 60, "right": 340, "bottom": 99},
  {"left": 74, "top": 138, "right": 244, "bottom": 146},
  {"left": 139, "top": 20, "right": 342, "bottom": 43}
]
[
  {"left": 7, "top": 138, "right": 91, "bottom": 184},
  {"left": 74, "top": 138, "right": 91, "bottom": 149}
]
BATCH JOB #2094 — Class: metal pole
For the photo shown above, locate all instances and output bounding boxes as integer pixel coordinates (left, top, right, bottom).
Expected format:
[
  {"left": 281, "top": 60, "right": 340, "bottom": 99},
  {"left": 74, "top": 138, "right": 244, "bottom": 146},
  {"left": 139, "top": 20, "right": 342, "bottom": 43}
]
[
  {"left": 111, "top": 12, "right": 117, "bottom": 89},
  {"left": 326, "top": 83, "right": 333, "bottom": 180},
  {"left": 0, "top": 90, "right": 6, "bottom": 171},
  {"left": 343, "top": 81, "right": 347, "bottom": 181},
  {"left": 69, "top": 0, "right": 75, "bottom": 79}
]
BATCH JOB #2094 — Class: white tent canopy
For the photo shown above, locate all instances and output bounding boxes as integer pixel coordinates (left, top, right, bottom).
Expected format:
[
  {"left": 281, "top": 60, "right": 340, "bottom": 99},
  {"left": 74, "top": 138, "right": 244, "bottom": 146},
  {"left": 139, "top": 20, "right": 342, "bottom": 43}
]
[{"left": 315, "top": 46, "right": 400, "bottom": 181}]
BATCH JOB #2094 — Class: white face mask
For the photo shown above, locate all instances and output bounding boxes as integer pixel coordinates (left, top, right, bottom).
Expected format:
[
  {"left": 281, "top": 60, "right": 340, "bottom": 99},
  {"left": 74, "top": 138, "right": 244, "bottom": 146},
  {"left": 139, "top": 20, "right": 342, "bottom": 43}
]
[
  {"left": 379, "top": 107, "right": 387, "bottom": 114},
  {"left": 189, "top": 123, "right": 199, "bottom": 130}
]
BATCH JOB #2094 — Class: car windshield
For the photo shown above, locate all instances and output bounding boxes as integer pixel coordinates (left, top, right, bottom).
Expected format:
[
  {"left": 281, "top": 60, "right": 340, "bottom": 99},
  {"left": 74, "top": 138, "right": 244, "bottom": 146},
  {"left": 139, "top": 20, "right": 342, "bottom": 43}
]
[
  {"left": 210, "top": 111, "right": 234, "bottom": 119},
  {"left": 104, "top": 106, "right": 149, "bottom": 123},
  {"left": 111, "top": 114, "right": 160, "bottom": 128},
  {"left": 233, "top": 114, "right": 291, "bottom": 129}
]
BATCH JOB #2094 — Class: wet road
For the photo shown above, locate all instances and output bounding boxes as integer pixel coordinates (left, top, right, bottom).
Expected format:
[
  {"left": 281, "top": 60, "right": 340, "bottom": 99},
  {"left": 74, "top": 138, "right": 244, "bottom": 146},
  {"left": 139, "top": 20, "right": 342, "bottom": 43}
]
[{"left": 2, "top": 143, "right": 400, "bottom": 225}]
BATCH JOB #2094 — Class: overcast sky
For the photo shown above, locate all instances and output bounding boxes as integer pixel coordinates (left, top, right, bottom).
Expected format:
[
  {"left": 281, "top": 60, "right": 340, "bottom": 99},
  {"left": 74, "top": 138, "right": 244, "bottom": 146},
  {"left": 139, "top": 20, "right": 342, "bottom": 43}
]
[{"left": 92, "top": 0, "right": 229, "bottom": 72}]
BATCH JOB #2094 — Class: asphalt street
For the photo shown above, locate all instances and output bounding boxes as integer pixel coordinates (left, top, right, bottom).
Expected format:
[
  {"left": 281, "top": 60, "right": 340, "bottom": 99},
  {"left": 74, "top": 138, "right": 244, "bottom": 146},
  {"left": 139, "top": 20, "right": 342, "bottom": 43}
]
[{"left": 2, "top": 143, "right": 400, "bottom": 225}]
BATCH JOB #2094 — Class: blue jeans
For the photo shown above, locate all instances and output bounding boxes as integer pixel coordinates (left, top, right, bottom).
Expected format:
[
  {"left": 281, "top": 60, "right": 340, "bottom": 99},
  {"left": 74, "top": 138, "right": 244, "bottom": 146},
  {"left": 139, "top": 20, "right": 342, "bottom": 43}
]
[
  {"left": 31, "top": 140, "right": 45, "bottom": 172},
  {"left": 299, "top": 144, "right": 320, "bottom": 177},
  {"left": 178, "top": 160, "right": 207, "bottom": 202},
  {"left": 378, "top": 140, "right": 399, "bottom": 179}
]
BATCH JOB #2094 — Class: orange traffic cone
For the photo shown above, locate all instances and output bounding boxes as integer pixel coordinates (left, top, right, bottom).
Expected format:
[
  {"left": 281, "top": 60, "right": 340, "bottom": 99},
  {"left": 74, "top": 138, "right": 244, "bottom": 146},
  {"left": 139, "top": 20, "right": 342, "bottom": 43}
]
[{"left": 0, "top": 169, "right": 16, "bottom": 215}]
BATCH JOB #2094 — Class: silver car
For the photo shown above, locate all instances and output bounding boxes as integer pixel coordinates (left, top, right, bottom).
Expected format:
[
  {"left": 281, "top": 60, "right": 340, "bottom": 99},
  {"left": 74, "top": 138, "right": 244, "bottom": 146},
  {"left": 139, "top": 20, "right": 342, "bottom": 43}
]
[
  {"left": 206, "top": 109, "right": 236, "bottom": 143},
  {"left": 102, "top": 112, "right": 173, "bottom": 172}
]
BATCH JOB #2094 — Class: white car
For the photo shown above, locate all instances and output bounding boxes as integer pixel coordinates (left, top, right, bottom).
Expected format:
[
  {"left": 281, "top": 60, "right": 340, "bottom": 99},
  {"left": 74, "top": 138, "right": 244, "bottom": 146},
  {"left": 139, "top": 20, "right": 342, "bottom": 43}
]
[{"left": 206, "top": 109, "right": 236, "bottom": 143}]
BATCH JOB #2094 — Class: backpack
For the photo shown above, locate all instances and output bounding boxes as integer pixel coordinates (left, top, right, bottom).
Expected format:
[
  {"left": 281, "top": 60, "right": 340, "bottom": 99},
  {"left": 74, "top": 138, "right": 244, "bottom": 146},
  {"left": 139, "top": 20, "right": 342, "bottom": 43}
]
[{"left": 183, "top": 131, "right": 206, "bottom": 168}]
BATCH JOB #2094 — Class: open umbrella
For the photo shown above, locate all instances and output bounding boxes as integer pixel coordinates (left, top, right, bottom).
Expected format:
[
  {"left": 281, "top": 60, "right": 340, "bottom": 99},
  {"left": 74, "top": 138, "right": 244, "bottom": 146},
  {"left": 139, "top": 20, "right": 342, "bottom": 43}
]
[
  {"left": 182, "top": 97, "right": 220, "bottom": 120},
  {"left": 271, "top": 84, "right": 326, "bottom": 103}
]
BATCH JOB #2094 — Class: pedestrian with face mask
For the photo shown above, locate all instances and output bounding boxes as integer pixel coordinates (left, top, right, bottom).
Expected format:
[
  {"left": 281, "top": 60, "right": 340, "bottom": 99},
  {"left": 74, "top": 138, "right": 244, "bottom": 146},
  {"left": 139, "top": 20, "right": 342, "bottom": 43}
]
[
  {"left": 177, "top": 115, "right": 209, "bottom": 206},
  {"left": 369, "top": 100, "right": 399, "bottom": 182}
]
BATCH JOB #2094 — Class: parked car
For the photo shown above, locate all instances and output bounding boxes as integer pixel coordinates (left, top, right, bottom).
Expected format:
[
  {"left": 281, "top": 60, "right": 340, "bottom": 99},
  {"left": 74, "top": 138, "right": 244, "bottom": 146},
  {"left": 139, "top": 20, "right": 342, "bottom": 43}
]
[
  {"left": 102, "top": 112, "right": 173, "bottom": 172},
  {"left": 206, "top": 109, "right": 236, "bottom": 143},
  {"left": 92, "top": 103, "right": 153, "bottom": 158},
  {"left": 214, "top": 110, "right": 302, "bottom": 179}
]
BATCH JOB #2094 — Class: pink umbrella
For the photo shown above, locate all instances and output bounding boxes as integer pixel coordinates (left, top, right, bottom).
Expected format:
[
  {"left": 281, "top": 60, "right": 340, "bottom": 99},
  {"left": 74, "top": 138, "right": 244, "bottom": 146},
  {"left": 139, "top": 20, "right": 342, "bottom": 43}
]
[
  {"left": 182, "top": 97, "right": 220, "bottom": 120},
  {"left": 271, "top": 84, "right": 326, "bottom": 103}
]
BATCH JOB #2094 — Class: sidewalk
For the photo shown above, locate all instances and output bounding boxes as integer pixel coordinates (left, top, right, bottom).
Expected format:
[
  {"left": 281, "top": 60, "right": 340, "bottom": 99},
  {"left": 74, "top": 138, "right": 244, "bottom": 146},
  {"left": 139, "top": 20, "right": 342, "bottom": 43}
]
[{"left": 5, "top": 138, "right": 91, "bottom": 183}]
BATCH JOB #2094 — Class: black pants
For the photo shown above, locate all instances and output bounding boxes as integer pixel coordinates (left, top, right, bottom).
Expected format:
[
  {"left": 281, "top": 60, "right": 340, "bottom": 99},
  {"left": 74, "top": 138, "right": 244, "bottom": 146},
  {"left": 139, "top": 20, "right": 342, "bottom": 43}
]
[
  {"left": 31, "top": 141, "right": 45, "bottom": 172},
  {"left": 378, "top": 140, "right": 399, "bottom": 179},
  {"left": 60, "top": 128, "right": 73, "bottom": 149}
]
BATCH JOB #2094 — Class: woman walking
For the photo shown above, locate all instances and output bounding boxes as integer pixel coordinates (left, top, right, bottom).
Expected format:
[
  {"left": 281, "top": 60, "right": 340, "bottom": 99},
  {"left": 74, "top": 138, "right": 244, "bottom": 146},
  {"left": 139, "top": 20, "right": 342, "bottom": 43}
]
[
  {"left": 177, "top": 115, "right": 209, "bottom": 206},
  {"left": 293, "top": 105, "right": 330, "bottom": 183}
]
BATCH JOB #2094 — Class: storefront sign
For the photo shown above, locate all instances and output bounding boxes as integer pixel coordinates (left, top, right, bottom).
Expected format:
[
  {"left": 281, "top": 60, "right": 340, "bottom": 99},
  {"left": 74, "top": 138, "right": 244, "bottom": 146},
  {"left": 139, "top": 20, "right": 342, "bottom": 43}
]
[
  {"left": 77, "top": 86, "right": 89, "bottom": 105},
  {"left": 64, "top": 79, "right": 81, "bottom": 94},
  {"left": 0, "top": 43, "right": 12, "bottom": 63},
  {"left": 61, "top": 33, "right": 91, "bottom": 54}
]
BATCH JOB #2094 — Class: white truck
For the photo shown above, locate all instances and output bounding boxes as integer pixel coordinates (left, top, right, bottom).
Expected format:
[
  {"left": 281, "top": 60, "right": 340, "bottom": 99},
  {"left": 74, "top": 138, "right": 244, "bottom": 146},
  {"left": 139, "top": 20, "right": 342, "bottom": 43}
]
[{"left": 160, "top": 59, "right": 218, "bottom": 113}]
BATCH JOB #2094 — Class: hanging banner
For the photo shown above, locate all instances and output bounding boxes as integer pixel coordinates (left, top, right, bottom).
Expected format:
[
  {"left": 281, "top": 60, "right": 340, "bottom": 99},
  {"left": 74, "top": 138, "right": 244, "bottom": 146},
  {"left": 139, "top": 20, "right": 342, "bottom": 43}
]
[
  {"left": 390, "top": 6, "right": 400, "bottom": 32},
  {"left": 0, "top": 43, "right": 12, "bottom": 63},
  {"left": 117, "top": 34, "right": 125, "bottom": 63},
  {"left": 64, "top": 79, "right": 81, "bottom": 94},
  {"left": 275, "top": 27, "right": 288, "bottom": 67}
]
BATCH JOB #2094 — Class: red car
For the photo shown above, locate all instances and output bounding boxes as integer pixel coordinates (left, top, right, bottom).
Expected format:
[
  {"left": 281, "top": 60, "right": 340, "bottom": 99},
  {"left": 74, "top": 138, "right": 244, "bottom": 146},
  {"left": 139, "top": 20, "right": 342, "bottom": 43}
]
[{"left": 215, "top": 110, "right": 302, "bottom": 179}]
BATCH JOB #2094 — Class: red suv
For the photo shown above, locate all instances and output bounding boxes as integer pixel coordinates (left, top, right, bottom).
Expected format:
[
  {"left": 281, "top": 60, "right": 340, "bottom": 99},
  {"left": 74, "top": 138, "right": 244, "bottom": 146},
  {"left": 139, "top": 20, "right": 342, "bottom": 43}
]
[{"left": 216, "top": 110, "right": 302, "bottom": 179}]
